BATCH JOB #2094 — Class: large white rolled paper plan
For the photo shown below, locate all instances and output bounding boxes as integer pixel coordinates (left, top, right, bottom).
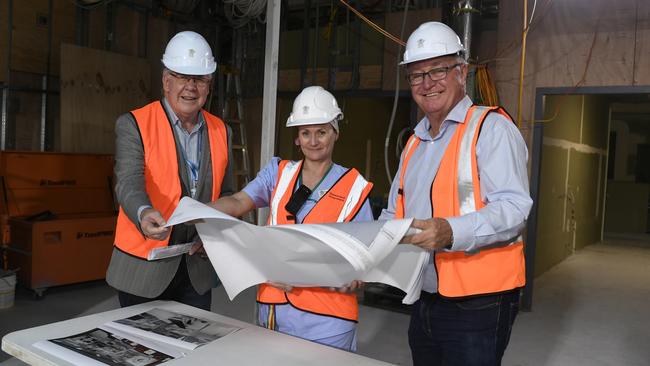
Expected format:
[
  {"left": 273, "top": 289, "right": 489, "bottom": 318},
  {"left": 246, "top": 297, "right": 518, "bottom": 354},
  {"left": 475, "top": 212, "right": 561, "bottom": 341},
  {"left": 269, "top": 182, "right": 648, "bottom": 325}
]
[{"left": 165, "top": 197, "right": 428, "bottom": 304}]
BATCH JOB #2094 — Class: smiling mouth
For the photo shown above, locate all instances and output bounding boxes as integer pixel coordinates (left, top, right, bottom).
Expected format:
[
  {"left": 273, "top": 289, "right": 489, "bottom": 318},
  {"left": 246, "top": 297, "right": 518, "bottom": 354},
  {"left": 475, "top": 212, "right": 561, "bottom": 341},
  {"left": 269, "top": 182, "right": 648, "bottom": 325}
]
[
  {"left": 181, "top": 96, "right": 198, "bottom": 101},
  {"left": 423, "top": 91, "right": 442, "bottom": 97}
]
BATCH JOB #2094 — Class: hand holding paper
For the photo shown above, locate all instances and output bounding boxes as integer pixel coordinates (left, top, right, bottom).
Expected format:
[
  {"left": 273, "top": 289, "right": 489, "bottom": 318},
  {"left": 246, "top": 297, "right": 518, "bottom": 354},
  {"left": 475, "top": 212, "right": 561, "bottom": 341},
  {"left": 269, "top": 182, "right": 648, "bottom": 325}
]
[{"left": 165, "top": 197, "right": 429, "bottom": 304}]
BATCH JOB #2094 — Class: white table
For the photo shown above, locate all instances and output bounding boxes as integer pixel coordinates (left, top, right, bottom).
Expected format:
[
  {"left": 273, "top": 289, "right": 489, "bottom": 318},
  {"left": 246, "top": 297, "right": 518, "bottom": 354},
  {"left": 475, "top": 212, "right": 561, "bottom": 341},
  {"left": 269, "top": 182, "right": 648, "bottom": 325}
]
[{"left": 2, "top": 300, "right": 394, "bottom": 366}]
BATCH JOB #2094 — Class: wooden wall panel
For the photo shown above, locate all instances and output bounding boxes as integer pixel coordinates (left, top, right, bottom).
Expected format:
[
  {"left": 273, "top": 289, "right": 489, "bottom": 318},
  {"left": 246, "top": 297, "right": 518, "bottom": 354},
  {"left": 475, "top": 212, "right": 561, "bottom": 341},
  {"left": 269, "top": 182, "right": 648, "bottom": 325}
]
[
  {"left": 10, "top": 0, "right": 75, "bottom": 76},
  {"left": 242, "top": 98, "right": 263, "bottom": 175},
  {"left": 633, "top": 2, "right": 650, "bottom": 85},
  {"left": 0, "top": 0, "right": 8, "bottom": 81},
  {"left": 11, "top": 0, "right": 49, "bottom": 74},
  {"left": 113, "top": 4, "right": 140, "bottom": 56},
  {"left": 382, "top": 8, "right": 442, "bottom": 91},
  {"left": 147, "top": 16, "right": 172, "bottom": 99},
  {"left": 495, "top": 0, "right": 646, "bottom": 137},
  {"left": 11, "top": 91, "right": 42, "bottom": 150},
  {"left": 60, "top": 44, "right": 150, "bottom": 153},
  {"left": 50, "top": 0, "right": 76, "bottom": 75},
  {"left": 88, "top": 6, "right": 107, "bottom": 51}
]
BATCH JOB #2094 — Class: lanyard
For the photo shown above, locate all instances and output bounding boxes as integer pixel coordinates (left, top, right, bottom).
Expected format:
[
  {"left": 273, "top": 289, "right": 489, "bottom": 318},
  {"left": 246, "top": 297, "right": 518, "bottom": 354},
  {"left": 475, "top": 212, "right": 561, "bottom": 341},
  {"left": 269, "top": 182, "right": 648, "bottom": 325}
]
[
  {"left": 297, "top": 163, "right": 332, "bottom": 198},
  {"left": 295, "top": 163, "right": 333, "bottom": 222},
  {"left": 180, "top": 130, "right": 201, "bottom": 197}
]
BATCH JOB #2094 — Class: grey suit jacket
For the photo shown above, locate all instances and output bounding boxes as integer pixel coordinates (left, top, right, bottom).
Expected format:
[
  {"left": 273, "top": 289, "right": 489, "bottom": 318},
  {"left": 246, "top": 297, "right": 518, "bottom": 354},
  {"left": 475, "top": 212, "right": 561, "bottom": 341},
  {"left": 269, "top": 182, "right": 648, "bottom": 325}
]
[{"left": 106, "top": 100, "right": 234, "bottom": 298}]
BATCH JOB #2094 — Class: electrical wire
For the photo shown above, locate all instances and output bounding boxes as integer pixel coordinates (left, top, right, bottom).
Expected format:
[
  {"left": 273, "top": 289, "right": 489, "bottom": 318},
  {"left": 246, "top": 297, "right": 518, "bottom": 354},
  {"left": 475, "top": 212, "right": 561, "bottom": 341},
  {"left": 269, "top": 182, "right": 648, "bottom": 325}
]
[
  {"left": 338, "top": 0, "right": 405, "bottom": 47},
  {"left": 224, "top": 0, "right": 267, "bottom": 28},
  {"left": 383, "top": 1, "right": 409, "bottom": 185},
  {"left": 395, "top": 126, "right": 410, "bottom": 159},
  {"left": 69, "top": 0, "right": 117, "bottom": 10},
  {"left": 476, "top": 64, "right": 499, "bottom": 106},
  {"left": 528, "top": 0, "right": 538, "bottom": 26},
  {"left": 515, "top": 0, "right": 530, "bottom": 127},
  {"left": 479, "top": 0, "right": 552, "bottom": 67}
]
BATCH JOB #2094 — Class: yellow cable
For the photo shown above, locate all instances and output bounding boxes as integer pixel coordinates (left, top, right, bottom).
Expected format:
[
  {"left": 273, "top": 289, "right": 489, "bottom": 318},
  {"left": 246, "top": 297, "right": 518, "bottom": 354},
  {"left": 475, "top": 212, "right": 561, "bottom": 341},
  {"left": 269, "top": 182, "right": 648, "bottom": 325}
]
[
  {"left": 338, "top": 0, "right": 405, "bottom": 46},
  {"left": 476, "top": 64, "right": 499, "bottom": 106}
]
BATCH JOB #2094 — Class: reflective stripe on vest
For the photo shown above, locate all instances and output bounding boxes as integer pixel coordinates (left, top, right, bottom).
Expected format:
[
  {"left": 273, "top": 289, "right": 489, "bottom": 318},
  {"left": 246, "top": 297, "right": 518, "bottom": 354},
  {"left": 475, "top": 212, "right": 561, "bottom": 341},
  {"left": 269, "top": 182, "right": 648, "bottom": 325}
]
[
  {"left": 268, "top": 160, "right": 302, "bottom": 225},
  {"left": 114, "top": 101, "right": 228, "bottom": 259},
  {"left": 258, "top": 159, "right": 373, "bottom": 321},
  {"left": 395, "top": 105, "right": 526, "bottom": 297}
]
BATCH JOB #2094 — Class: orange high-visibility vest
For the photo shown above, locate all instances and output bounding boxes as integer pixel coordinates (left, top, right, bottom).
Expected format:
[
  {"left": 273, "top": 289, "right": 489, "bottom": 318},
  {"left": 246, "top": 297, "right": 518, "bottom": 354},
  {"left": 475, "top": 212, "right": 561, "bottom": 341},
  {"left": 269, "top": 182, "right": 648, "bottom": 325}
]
[
  {"left": 114, "top": 101, "right": 228, "bottom": 259},
  {"left": 396, "top": 105, "right": 526, "bottom": 297},
  {"left": 258, "top": 160, "right": 373, "bottom": 321}
]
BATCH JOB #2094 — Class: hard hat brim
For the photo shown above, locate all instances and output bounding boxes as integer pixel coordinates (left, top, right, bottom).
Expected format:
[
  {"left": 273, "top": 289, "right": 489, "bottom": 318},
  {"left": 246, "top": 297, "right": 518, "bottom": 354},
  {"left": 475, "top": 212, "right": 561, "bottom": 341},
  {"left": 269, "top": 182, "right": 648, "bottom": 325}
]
[
  {"left": 399, "top": 51, "right": 464, "bottom": 66},
  {"left": 163, "top": 62, "right": 216, "bottom": 76},
  {"left": 286, "top": 116, "right": 342, "bottom": 127}
]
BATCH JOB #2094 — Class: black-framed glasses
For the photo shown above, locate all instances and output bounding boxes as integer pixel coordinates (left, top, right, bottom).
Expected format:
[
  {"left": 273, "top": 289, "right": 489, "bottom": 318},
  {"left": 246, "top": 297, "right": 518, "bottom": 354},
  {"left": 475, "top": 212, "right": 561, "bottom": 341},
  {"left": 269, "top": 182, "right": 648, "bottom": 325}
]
[
  {"left": 168, "top": 71, "right": 212, "bottom": 88},
  {"left": 406, "top": 63, "right": 462, "bottom": 86}
]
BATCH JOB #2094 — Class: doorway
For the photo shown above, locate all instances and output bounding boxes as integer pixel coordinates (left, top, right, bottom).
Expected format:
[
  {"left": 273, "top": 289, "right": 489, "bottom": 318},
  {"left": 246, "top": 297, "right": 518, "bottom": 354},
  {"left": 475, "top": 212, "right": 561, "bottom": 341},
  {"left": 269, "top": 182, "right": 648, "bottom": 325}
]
[{"left": 524, "top": 86, "right": 650, "bottom": 310}]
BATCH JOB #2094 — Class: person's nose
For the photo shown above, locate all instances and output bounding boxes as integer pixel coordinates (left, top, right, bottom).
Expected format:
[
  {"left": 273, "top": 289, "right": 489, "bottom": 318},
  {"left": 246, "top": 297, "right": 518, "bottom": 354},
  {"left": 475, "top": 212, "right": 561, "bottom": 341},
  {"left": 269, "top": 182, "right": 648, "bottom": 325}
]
[
  {"left": 309, "top": 134, "right": 318, "bottom": 145},
  {"left": 185, "top": 78, "right": 199, "bottom": 90},
  {"left": 422, "top": 73, "right": 437, "bottom": 89}
]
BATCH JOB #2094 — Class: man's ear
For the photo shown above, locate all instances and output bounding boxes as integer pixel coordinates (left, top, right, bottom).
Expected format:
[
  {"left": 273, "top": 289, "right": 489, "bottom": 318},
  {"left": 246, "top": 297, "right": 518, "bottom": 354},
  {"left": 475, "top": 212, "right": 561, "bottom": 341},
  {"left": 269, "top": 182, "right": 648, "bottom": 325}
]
[{"left": 162, "top": 71, "right": 170, "bottom": 93}]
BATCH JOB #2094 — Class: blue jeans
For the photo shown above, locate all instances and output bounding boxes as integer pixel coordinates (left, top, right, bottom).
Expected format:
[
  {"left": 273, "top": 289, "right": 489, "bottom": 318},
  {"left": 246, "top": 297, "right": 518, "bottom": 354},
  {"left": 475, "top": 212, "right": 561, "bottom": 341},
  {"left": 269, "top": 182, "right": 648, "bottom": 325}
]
[
  {"left": 117, "top": 258, "right": 211, "bottom": 311},
  {"left": 408, "top": 290, "right": 520, "bottom": 366}
]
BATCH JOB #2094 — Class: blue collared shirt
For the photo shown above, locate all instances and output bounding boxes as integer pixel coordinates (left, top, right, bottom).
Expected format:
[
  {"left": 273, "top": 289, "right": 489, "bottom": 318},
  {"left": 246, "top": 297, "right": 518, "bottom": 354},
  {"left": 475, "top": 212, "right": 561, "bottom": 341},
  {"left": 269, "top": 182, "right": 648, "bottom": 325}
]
[
  {"left": 243, "top": 157, "right": 374, "bottom": 224},
  {"left": 137, "top": 99, "right": 205, "bottom": 221},
  {"left": 242, "top": 157, "right": 374, "bottom": 340},
  {"left": 163, "top": 98, "right": 205, "bottom": 197},
  {"left": 380, "top": 96, "right": 532, "bottom": 293}
]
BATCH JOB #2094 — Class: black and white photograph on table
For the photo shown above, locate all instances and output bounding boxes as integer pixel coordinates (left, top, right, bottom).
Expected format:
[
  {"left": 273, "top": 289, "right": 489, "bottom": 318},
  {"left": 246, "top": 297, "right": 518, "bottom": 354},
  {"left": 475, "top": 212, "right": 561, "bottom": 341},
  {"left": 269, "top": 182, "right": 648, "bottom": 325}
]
[
  {"left": 50, "top": 328, "right": 174, "bottom": 366},
  {"left": 114, "top": 308, "right": 237, "bottom": 346}
]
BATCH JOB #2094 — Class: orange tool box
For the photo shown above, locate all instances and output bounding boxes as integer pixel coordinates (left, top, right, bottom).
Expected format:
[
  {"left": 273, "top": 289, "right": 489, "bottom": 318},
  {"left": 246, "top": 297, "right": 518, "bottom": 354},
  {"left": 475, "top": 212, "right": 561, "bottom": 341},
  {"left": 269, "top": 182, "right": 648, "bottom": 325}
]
[{"left": 0, "top": 151, "right": 116, "bottom": 297}]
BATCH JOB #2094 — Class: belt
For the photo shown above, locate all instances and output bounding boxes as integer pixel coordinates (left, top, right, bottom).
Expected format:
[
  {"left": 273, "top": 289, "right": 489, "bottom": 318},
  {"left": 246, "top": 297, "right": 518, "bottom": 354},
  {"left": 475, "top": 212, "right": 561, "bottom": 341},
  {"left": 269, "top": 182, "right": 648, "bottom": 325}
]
[{"left": 420, "top": 289, "right": 520, "bottom": 302}]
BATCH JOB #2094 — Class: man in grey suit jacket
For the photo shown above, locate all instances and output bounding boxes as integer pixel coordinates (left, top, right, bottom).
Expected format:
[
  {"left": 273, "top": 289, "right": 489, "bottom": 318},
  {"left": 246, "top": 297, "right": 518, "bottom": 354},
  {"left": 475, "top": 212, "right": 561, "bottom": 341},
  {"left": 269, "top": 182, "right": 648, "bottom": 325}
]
[{"left": 106, "top": 31, "right": 233, "bottom": 311}]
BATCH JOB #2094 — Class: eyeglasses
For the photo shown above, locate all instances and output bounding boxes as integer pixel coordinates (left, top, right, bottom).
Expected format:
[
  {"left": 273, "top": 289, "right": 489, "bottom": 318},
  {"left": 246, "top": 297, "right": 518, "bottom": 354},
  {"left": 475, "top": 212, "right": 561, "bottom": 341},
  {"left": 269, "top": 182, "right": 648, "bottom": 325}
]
[
  {"left": 406, "top": 63, "right": 462, "bottom": 86},
  {"left": 168, "top": 71, "right": 212, "bottom": 88}
]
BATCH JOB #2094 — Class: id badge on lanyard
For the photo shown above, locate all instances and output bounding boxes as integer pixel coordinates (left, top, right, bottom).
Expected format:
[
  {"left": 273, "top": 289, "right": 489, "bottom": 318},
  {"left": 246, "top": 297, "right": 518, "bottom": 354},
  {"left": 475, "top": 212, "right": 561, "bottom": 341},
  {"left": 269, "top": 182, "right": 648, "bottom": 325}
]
[
  {"left": 183, "top": 132, "right": 201, "bottom": 198},
  {"left": 187, "top": 161, "right": 199, "bottom": 198}
]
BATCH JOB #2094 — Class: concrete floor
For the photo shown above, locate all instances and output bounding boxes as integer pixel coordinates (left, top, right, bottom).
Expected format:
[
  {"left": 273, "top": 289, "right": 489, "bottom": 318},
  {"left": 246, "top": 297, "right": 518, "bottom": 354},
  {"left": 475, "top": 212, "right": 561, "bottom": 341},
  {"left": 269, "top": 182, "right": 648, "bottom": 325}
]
[{"left": 1, "top": 236, "right": 648, "bottom": 365}]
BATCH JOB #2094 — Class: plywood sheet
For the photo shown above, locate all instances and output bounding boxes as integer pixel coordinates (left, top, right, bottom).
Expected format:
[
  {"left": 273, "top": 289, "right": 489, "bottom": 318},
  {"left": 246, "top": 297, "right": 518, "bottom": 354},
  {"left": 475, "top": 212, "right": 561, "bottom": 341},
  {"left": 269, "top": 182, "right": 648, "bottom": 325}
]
[
  {"left": 633, "top": 1, "right": 650, "bottom": 85},
  {"left": 50, "top": 0, "right": 76, "bottom": 75},
  {"left": 278, "top": 69, "right": 301, "bottom": 91},
  {"left": 495, "top": 0, "right": 643, "bottom": 132},
  {"left": 147, "top": 15, "right": 172, "bottom": 99},
  {"left": 0, "top": 0, "right": 8, "bottom": 81},
  {"left": 10, "top": 0, "right": 49, "bottom": 74},
  {"left": 88, "top": 5, "right": 107, "bottom": 50},
  {"left": 304, "top": 68, "right": 329, "bottom": 88},
  {"left": 10, "top": 0, "right": 75, "bottom": 75},
  {"left": 334, "top": 71, "right": 352, "bottom": 90},
  {"left": 241, "top": 97, "right": 263, "bottom": 174},
  {"left": 11, "top": 91, "right": 42, "bottom": 151},
  {"left": 60, "top": 44, "right": 150, "bottom": 153},
  {"left": 359, "top": 65, "right": 381, "bottom": 89},
  {"left": 382, "top": 8, "right": 441, "bottom": 91},
  {"left": 113, "top": 4, "right": 140, "bottom": 56}
]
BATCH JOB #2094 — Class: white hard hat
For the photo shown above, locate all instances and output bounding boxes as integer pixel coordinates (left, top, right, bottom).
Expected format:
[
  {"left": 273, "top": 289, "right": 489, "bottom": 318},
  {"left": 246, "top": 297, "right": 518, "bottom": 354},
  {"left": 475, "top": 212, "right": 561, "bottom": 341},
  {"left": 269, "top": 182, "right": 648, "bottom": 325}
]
[
  {"left": 162, "top": 31, "right": 217, "bottom": 75},
  {"left": 400, "top": 22, "right": 465, "bottom": 65},
  {"left": 286, "top": 86, "right": 343, "bottom": 132}
]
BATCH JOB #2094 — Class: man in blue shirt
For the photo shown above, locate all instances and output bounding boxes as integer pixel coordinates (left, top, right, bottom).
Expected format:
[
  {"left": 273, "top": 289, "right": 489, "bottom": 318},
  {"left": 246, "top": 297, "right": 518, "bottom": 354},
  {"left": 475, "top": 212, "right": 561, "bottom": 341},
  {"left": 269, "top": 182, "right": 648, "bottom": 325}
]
[{"left": 381, "top": 22, "right": 533, "bottom": 365}]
